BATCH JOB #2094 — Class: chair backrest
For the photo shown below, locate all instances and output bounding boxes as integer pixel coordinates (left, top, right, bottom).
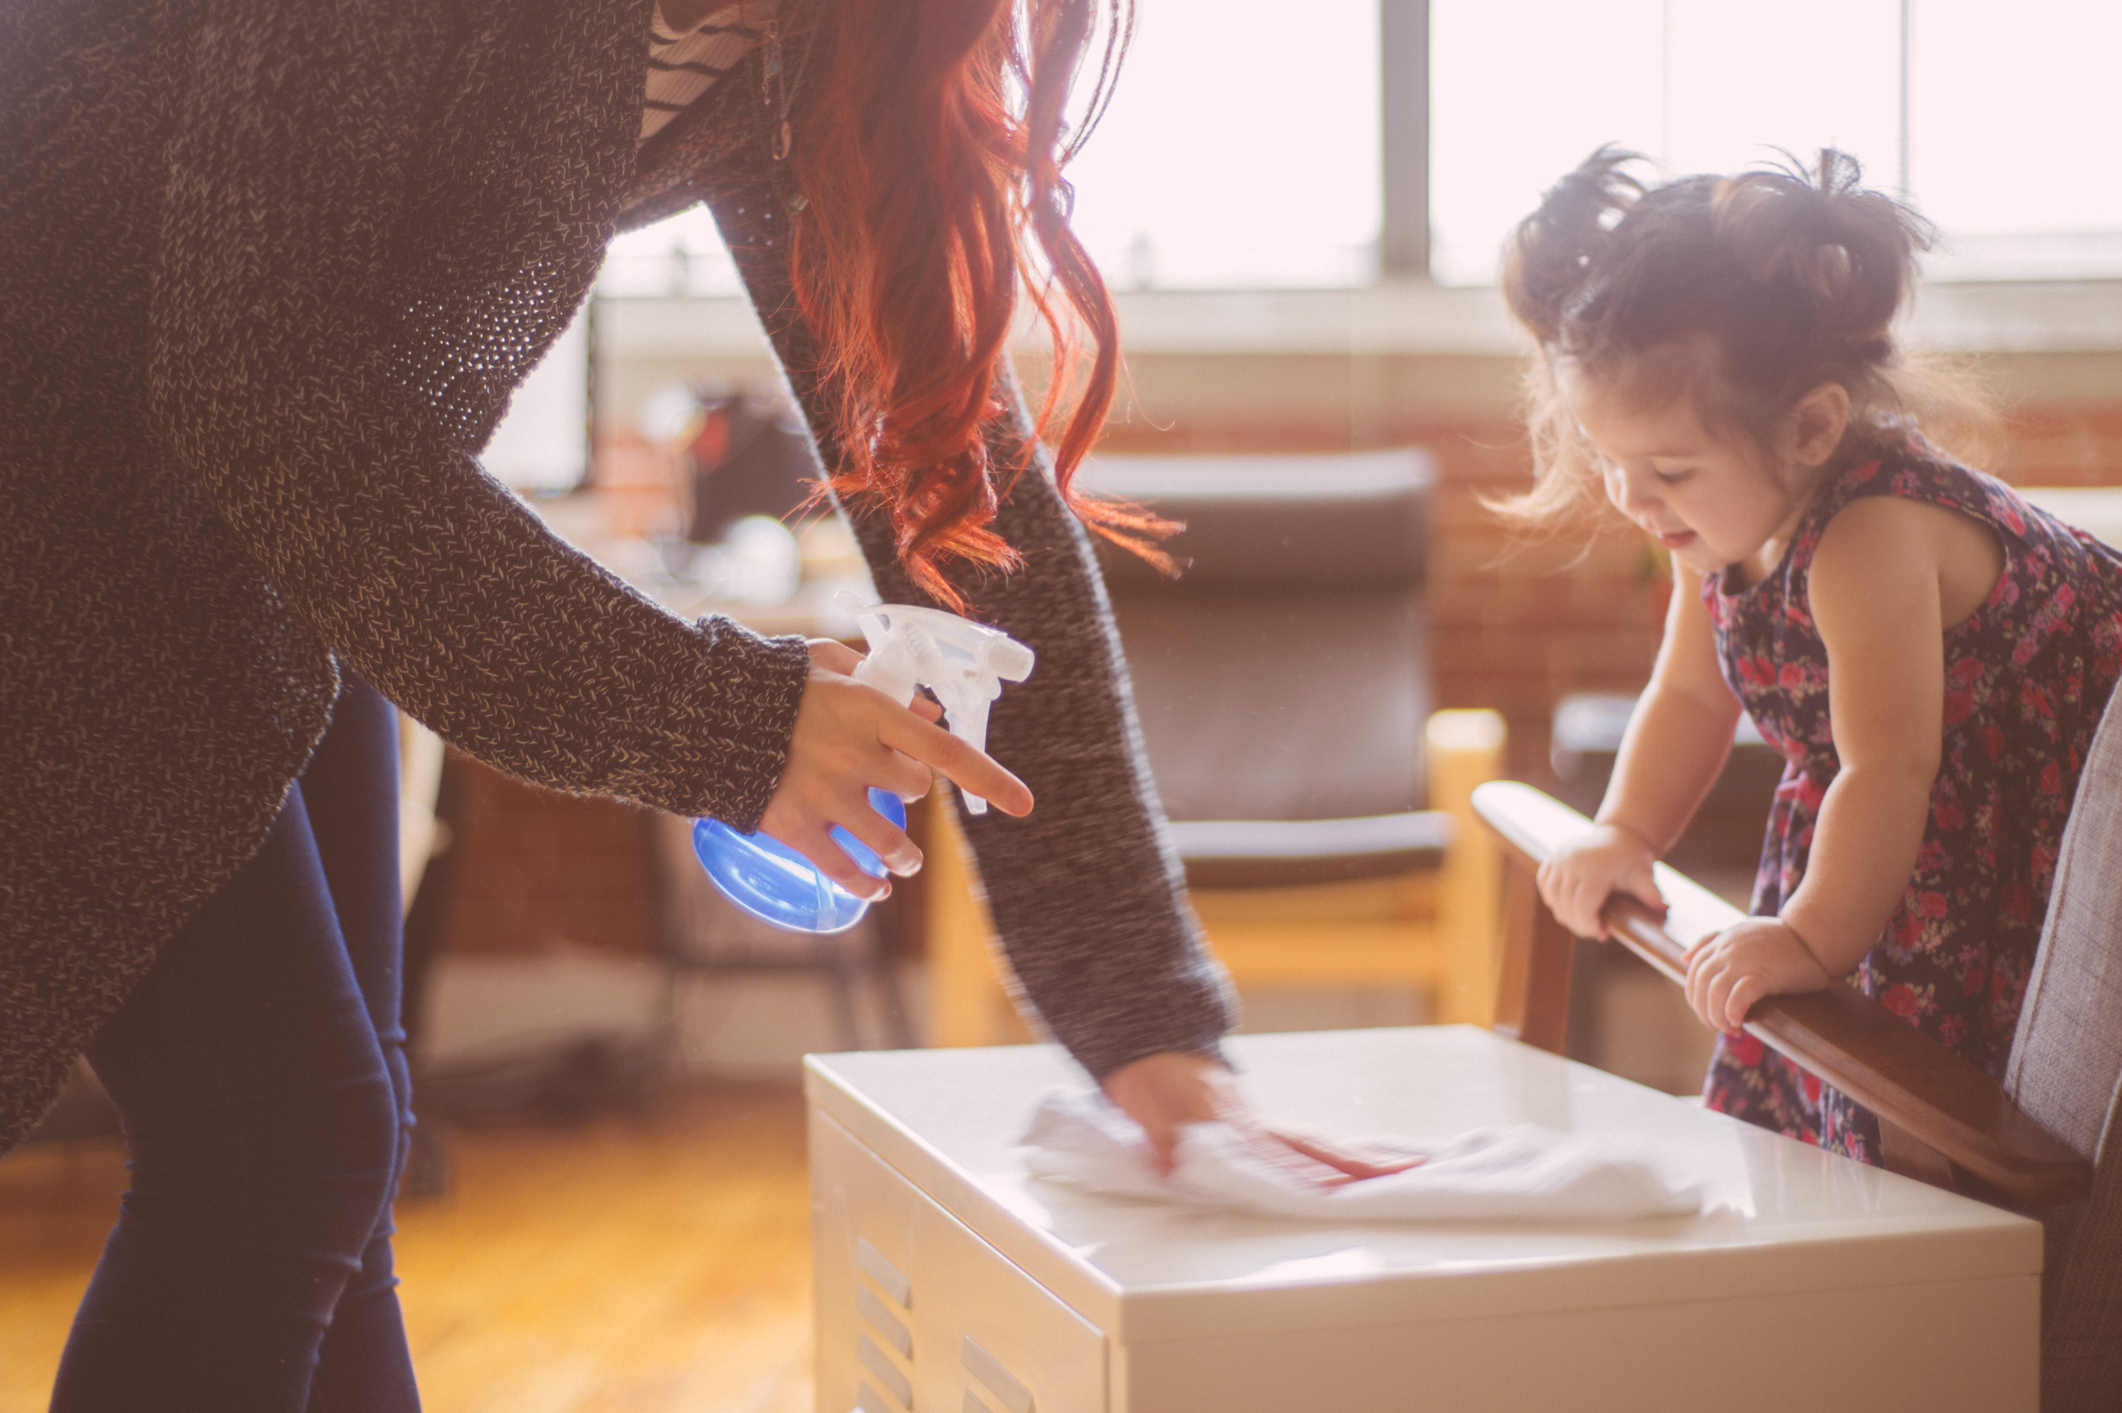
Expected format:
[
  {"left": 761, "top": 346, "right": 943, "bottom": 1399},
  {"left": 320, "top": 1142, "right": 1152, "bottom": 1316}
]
[
  {"left": 2003, "top": 677, "right": 2122, "bottom": 1412},
  {"left": 1082, "top": 450, "right": 1434, "bottom": 824}
]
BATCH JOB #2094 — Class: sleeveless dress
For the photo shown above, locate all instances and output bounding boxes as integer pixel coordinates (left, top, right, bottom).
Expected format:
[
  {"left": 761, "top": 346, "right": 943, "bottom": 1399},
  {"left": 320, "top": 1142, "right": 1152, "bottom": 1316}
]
[{"left": 1700, "top": 429, "right": 2122, "bottom": 1163}]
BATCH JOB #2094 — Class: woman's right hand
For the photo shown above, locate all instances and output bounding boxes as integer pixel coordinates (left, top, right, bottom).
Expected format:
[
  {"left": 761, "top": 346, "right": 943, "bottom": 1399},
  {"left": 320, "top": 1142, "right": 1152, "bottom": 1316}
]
[
  {"left": 754, "top": 639, "right": 1034, "bottom": 899},
  {"left": 1101, "top": 1051, "right": 1421, "bottom": 1184},
  {"left": 1536, "top": 822, "right": 1666, "bottom": 940}
]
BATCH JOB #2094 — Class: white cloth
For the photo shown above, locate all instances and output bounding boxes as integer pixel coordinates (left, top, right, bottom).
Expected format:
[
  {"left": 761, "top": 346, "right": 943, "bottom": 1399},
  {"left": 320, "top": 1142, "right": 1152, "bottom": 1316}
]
[{"left": 1021, "top": 1089, "right": 1701, "bottom": 1223}]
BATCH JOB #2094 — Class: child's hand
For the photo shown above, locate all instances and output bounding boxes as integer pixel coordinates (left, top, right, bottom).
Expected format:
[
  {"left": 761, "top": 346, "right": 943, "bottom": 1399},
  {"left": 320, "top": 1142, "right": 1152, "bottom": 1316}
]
[
  {"left": 1683, "top": 918, "right": 1835, "bottom": 1034},
  {"left": 1536, "top": 823, "right": 1665, "bottom": 940}
]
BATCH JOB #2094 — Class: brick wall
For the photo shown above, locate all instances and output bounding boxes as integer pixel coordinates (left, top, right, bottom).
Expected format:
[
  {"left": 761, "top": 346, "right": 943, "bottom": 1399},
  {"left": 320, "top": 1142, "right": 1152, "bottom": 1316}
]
[
  {"left": 1096, "top": 409, "right": 1662, "bottom": 775},
  {"left": 442, "top": 758, "right": 661, "bottom": 956},
  {"left": 1091, "top": 352, "right": 1665, "bottom": 781},
  {"left": 1093, "top": 350, "right": 2122, "bottom": 779},
  {"left": 435, "top": 347, "right": 2122, "bottom": 955},
  {"left": 1994, "top": 406, "right": 2122, "bottom": 487}
]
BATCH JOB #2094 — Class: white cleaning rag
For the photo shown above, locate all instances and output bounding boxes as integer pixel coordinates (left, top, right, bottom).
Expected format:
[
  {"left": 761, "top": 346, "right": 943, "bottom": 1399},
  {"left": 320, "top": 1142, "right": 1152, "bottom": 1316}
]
[{"left": 1021, "top": 1089, "right": 1700, "bottom": 1222}]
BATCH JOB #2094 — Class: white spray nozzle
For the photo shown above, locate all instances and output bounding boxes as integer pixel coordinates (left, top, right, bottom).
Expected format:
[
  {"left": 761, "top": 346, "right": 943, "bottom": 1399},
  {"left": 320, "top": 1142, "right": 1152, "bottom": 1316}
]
[{"left": 838, "top": 592, "right": 1035, "bottom": 814}]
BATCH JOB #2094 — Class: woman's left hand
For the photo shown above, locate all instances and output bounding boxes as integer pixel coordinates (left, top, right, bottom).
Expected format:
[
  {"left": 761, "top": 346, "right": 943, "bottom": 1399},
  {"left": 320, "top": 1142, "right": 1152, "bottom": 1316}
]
[
  {"left": 1683, "top": 917, "right": 1835, "bottom": 1034},
  {"left": 1100, "top": 1051, "right": 1421, "bottom": 1186}
]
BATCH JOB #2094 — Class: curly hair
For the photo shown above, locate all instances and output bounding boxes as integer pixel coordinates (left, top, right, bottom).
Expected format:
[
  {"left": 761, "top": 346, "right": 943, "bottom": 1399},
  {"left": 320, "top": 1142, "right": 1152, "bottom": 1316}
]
[
  {"left": 781, "top": 0, "right": 1164, "bottom": 605},
  {"left": 1495, "top": 146, "right": 1993, "bottom": 532}
]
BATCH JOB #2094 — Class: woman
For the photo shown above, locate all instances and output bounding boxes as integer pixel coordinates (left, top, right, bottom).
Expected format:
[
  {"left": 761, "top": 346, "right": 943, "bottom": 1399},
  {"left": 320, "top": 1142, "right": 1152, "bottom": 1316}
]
[{"left": 2, "top": 0, "right": 1360, "bottom": 1405}]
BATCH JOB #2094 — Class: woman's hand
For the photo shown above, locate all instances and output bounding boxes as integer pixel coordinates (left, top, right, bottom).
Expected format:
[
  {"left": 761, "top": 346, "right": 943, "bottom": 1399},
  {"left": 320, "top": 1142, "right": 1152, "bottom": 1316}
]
[
  {"left": 1100, "top": 1051, "right": 1421, "bottom": 1185},
  {"left": 754, "top": 639, "right": 1033, "bottom": 899},
  {"left": 1683, "top": 917, "right": 1835, "bottom": 1034},
  {"left": 1537, "top": 823, "right": 1666, "bottom": 940}
]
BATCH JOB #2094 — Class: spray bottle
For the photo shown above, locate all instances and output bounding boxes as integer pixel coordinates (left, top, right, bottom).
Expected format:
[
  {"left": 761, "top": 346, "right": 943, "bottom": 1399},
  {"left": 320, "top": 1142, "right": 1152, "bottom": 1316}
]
[{"left": 692, "top": 594, "right": 1036, "bottom": 933}]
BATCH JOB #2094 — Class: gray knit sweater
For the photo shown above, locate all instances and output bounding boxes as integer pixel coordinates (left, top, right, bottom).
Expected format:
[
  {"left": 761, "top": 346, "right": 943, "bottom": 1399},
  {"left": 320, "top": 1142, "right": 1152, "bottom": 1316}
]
[{"left": 0, "top": 0, "right": 1231, "bottom": 1153}]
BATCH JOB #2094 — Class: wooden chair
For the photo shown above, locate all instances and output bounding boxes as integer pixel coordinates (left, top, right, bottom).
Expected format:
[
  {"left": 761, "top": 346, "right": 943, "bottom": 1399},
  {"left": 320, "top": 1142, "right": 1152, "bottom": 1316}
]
[
  {"left": 1472, "top": 685, "right": 2122, "bottom": 1411},
  {"left": 925, "top": 450, "right": 1507, "bottom": 1045}
]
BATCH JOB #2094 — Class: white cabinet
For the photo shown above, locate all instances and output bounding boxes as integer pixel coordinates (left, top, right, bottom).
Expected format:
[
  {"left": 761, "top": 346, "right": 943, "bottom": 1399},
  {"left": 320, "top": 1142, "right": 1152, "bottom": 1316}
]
[
  {"left": 808, "top": 1027, "right": 2041, "bottom": 1413},
  {"left": 813, "top": 1111, "right": 1105, "bottom": 1413}
]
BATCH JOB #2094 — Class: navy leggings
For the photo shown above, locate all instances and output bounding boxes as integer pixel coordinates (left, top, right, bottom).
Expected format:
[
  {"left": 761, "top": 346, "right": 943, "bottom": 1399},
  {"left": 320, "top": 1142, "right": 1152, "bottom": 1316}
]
[{"left": 54, "top": 673, "right": 421, "bottom": 1412}]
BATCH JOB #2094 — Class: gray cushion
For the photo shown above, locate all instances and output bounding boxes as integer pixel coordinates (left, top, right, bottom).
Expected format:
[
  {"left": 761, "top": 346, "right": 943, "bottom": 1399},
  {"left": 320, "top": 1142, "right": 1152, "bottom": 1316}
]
[
  {"left": 1109, "top": 591, "right": 1430, "bottom": 823},
  {"left": 1168, "top": 813, "right": 1454, "bottom": 889},
  {"left": 2004, "top": 677, "right": 2122, "bottom": 1412},
  {"left": 1083, "top": 450, "right": 1433, "bottom": 593},
  {"left": 1084, "top": 450, "right": 1434, "bottom": 824}
]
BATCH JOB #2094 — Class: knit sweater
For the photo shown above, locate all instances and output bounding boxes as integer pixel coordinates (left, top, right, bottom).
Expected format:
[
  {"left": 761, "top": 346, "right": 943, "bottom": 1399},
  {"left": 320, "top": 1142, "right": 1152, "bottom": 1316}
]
[{"left": 0, "top": 0, "right": 1232, "bottom": 1153}]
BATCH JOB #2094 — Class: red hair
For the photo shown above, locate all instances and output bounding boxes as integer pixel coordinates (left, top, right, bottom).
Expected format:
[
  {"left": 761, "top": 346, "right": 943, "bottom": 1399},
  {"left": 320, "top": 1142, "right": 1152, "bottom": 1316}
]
[{"left": 787, "top": 0, "right": 1161, "bottom": 607}]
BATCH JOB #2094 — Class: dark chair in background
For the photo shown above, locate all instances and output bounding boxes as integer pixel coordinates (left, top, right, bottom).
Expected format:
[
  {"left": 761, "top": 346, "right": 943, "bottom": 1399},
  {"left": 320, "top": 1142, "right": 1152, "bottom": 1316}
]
[
  {"left": 678, "top": 386, "right": 815, "bottom": 544},
  {"left": 1546, "top": 690, "right": 1783, "bottom": 902},
  {"left": 1082, "top": 449, "right": 1505, "bottom": 1025},
  {"left": 924, "top": 449, "right": 1503, "bottom": 1035},
  {"left": 1545, "top": 689, "right": 1784, "bottom": 1091}
]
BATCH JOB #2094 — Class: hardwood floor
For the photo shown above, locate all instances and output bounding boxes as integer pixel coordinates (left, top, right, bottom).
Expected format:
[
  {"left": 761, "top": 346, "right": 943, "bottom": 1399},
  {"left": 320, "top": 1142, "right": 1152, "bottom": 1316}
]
[
  {"left": 0, "top": 1084, "right": 815, "bottom": 1412},
  {"left": 0, "top": 1137, "right": 128, "bottom": 1408}
]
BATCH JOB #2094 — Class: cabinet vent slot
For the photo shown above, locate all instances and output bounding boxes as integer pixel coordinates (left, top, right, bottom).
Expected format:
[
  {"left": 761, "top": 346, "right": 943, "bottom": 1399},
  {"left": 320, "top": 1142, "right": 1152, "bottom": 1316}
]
[
  {"left": 858, "top": 1284, "right": 913, "bottom": 1356},
  {"left": 856, "top": 1378, "right": 903, "bottom": 1413},
  {"left": 856, "top": 1237, "right": 913, "bottom": 1307},
  {"left": 962, "top": 1393, "right": 998, "bottom": 1413},
  {"left": 961, "top": 1336, "right": 1034, "bottom": 1413},
  {"left": 859, "top": 1333, "right": 915, "bottom": 1409}
]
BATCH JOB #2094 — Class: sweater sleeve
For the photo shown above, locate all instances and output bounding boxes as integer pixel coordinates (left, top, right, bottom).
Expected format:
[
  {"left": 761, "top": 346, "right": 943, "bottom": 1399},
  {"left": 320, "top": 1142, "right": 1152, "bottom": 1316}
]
[
  {"left": 146, "top": 0, "right": 810, "bottom": 827},
  {"left": 697, "top": 167, "right": 1236, "bottom": 1081}
]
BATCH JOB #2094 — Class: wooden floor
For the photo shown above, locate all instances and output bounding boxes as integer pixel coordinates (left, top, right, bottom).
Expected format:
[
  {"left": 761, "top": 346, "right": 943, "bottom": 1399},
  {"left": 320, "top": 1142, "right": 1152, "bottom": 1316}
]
[{"left": 0, "top": 1085, "right": 814, "bottom": 1413}]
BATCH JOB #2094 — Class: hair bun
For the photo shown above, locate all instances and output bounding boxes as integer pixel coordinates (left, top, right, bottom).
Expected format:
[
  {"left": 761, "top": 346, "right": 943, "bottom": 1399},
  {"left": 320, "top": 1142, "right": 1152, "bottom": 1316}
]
[
  {"left": 1502, "top": 145, "right": 1647, "bottom": 345},
  {"left": 1712, "top": 149, "right": 1933, "bottom": 352}
]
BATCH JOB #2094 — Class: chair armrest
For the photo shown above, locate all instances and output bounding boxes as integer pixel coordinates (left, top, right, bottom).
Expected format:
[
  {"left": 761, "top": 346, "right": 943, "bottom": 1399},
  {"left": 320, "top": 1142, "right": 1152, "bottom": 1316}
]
[{"left": 1473, "top": 780, "right": 2091, "bottom": 1207}]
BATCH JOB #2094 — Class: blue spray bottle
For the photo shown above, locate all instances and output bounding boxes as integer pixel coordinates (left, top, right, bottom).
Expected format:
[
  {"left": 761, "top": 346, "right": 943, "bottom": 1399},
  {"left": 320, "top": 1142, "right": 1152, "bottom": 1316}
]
[{"left": 692, "top": 595, "right": 1036, "bottom": 932}]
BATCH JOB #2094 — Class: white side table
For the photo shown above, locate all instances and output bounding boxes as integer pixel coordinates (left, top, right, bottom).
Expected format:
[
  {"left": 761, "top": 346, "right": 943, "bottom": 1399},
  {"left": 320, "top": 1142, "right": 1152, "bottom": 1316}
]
[{"left": 807, "top": 1027, "right": 2040, "bottom": 1413}]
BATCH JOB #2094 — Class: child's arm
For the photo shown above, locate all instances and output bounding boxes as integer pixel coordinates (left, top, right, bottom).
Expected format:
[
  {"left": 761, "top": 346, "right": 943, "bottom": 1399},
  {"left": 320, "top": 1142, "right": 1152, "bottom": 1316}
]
[
  {"left": 1685, "top": 498, "right": 1947, "bottom": 1033},
  {"left": 1540, "top": 561, "right": 1745, "bottom": 938}
]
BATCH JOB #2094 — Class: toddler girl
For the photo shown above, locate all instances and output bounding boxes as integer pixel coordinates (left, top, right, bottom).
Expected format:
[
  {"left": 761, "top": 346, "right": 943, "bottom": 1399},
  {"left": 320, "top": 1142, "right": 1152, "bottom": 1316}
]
[{"left": 1506, "top": 148, "right": 2122, "bottom": 1162}]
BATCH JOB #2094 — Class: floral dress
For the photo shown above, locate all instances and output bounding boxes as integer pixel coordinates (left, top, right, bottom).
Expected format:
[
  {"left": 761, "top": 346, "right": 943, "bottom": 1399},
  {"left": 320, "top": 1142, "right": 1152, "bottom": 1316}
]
[{"left": 1701, "top": 431, "right": 2122, "bottom": 1162}]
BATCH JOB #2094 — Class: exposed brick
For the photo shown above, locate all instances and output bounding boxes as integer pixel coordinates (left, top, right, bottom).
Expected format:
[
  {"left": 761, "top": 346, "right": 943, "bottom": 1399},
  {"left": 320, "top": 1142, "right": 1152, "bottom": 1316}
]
[
  {"left": 443, "top": 757, "right": 659, "bottom": 957},
  {"left": 461, "top": 363, "right": 2122, "bottom": 961}
]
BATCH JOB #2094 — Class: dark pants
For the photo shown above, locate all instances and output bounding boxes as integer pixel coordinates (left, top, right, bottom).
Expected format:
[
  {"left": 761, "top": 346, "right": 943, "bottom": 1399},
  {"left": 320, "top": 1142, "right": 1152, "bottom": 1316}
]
[{"left": 54, "top": 673, "right": 421, "bottom": 1412}]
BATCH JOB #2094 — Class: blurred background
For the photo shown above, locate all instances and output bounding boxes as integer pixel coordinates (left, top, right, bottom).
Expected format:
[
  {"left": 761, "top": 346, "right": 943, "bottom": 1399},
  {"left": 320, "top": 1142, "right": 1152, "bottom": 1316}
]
[
  {"left": 469, "top": 0, "right": 2122, "bottom": 1092},
  {"left": 9, "top": 3, "right": 2122, "bottom": 1408}
]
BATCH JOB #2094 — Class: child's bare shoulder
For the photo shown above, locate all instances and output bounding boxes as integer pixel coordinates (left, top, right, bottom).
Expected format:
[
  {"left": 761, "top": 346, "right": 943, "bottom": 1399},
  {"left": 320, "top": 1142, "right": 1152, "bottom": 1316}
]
[
  {"left": 1814, "top": 494, "right": 2003, "bottom": 625},
  {"left": 1817, "top": 492, "right": 1993, "bottom": 555}
]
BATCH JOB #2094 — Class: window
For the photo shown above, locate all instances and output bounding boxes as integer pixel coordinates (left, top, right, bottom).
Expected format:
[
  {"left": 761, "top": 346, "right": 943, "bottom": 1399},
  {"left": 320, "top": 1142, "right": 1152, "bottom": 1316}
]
[
  {"left": 598, "top": 1, "right": 1384, "bottom": 295},
  {"left": 601, "top": 206, "right": 745, "bottom": 299},
  {"left": 1431, "top": 0, "right": 2122, "bottom": 285},
  {"left": 1906, "top": 1, "right": 2122, "bottom": 279},
  {"left": 1062, "top": 0, "right": 1382, "bottom": 290},
  {"left": 595, "top": 0, "right": 2122, "bottom": 299}
]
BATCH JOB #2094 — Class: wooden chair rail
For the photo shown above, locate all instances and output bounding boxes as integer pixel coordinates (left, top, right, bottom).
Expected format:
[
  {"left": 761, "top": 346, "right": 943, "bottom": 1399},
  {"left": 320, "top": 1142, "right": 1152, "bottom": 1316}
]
[{"left": 1472, "top": 780, "right": 2091, "bottom": 1208}]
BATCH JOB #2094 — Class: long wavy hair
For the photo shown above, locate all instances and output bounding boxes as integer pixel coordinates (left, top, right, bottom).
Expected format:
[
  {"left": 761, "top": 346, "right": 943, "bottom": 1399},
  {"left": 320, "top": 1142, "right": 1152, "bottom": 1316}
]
[{"left": 784, "top": 0, "right": 1158, "bottom": 606}]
